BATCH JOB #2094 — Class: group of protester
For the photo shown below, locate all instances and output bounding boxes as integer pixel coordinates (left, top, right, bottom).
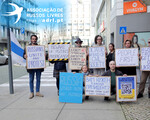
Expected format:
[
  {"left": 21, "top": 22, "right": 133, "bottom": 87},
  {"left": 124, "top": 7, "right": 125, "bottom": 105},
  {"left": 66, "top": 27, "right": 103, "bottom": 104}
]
[{"left": 23, "top": 34, "right": 150, "bottom": 101}]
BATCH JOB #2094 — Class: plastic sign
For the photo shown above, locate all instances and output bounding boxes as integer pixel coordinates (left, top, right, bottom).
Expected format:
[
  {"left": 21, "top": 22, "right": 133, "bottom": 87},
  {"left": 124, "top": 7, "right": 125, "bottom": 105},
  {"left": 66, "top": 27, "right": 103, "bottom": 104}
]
[{"left": 124, "top": 1, "right": 147, "bottom": 15}]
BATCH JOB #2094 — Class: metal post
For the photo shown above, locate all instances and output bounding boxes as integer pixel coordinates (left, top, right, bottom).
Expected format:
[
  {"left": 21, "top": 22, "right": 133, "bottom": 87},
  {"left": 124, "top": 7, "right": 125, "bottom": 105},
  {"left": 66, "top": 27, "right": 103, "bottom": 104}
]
[{"left": 6, "top": 0, "right": 14, "bottom": 94}]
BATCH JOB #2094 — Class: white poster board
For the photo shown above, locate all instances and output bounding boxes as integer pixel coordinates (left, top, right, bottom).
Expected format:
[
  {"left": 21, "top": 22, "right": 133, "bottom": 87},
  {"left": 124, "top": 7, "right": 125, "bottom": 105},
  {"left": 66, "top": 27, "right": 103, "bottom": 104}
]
[
  {"left": 48, "top": 43, "right": 70, "bottom": 61},
  {"left": 115, "top": 48, "right": 139, "bottom": 67},
  {"left": 141, "top": 47, "right": 150, "bottom": 71},
  {"left": 26, "top": 45, "right": 46, "bottom": 69},
  {"left": 85, "top": 76, "right": 111, "bottom": 96},
  {"left": 69, "top": 47, "right": 87, "bottom": 70},
  {"left": 89, "top": 47, "right": 106, "bottom": 68},
  {"left": 116, "top": 76, "right": 137, "bottom": 102}
]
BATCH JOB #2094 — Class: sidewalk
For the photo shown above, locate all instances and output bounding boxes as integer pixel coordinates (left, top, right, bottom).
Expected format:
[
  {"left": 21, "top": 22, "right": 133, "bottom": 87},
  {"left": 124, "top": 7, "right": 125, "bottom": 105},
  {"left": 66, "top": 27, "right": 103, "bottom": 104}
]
[{"left": 0, "top": 66, "right": 126, "bottom": 120}]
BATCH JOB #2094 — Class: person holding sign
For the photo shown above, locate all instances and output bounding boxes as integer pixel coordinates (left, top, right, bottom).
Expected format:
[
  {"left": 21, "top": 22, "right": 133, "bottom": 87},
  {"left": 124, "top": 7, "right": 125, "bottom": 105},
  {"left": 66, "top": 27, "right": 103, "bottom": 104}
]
[
  {"left": 137, "top": 39, "right": 150, "bottom": 98},
  {"left": 92, "top": 35, "right": 106, "bottom": 75},
  {"left": 106, "top": 43, "right": 115, "bottom": 70},
  {"left": 24, "top": 35, "right": 44, "bottom": 99},
  {"left": 50, "top": 61, "right": 67, "bottom": 96},
  {"left": 118, "top": 40, "right": 137, "bottom": 75},
  {"left": 102, "top": 61, "right": 127, "bottom": 101}
]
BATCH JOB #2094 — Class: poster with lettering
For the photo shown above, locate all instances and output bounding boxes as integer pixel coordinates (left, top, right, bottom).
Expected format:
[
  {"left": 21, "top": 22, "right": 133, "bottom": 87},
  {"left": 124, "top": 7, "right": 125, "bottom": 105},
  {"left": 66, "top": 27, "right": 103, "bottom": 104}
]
[
  {"left": 48, "top": 42, "right": 70, "bottom": 61},
  {"left": 59, "top": 72, "right": 83, "bottom": 104},
  {"left": 115, "top": 48, "right": 139, "bottom": 67},
  {"left": 85, "top": 76, "right": 111, "bottom": 96},
  {"left": 89, "top": 47, "right": 106, "bottom": 68},
  {"left": 26, "top": 45, "right": 46, "bottom": 69},
  {"left": 69, "top": 47, "right": 87, "bottom": 70},
  {"left": 141, "top": 47, "right": 150, "bottom": 71},
  {"left": 116, "top": 76, "right": 137, "bottom": 102}
]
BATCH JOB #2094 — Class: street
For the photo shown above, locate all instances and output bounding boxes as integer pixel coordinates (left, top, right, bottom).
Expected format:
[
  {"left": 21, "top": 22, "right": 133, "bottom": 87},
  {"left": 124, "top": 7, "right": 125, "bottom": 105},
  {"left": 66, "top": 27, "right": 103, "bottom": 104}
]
[{"left": 0, "top": 64, "right": 150, "bottom": 120}]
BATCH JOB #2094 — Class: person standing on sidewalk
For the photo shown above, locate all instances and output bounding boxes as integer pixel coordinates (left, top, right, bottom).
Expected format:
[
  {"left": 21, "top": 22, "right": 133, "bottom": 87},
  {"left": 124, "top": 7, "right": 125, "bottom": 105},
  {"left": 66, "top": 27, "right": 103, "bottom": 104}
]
[
  {"left": 24, "top": 35, "right": 44, "bottom": 99},
  {"left": 50, "top": 61, "right": 67, "bottom": 96},
  {"left": 118, "top": 40, "right": 136, "bottom": 75},
  {"left": 92, "top": 35, "right": 106, "bottom": 75},
  {"left": 102, "top": 61, "right": 127, "bottom": 101},
  {"left": 137, "top": 39, "right": 150, "bottom": 98},
  {"left": 106, "top": 43, "right": 115, "bottom": 70}
]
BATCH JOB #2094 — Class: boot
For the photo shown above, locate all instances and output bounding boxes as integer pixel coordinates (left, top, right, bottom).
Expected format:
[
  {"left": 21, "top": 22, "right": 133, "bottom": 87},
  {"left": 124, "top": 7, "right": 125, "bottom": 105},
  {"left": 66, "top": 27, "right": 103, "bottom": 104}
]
[
  {"left": 137, "top": 93, "right": 143, "bottom": 98},
  {"left": 36, "top": 92, "right": 44, "bottom": 97},
  {"left": 29, "top": 93, "right": 34, "bottom": 99}
]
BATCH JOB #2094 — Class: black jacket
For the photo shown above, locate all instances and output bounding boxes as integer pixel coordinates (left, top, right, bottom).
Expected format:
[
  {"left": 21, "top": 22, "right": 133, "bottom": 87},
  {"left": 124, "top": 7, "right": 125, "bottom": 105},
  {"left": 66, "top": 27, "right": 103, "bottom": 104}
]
[
  {"left": 106, "top": 52, "right": 115, "bottom": 70},
  {"left": 102, "top": 69, "right": 123, "bottom": 76},
  {"left": 23, "top": 43, "right": 44, "bottom": 73},
  {"left": 50, "top": 61, "right": 67, "bottom": 70}
]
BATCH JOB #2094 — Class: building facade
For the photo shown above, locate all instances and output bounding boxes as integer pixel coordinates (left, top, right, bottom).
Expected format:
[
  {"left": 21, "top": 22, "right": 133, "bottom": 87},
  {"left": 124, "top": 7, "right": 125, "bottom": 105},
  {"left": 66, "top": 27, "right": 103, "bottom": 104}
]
[
  {"left": 92, "top": 0, "right": 150, "bottom": 49},
  {"left": 0, "top": 0, "right": 38, "bottom": 53}
]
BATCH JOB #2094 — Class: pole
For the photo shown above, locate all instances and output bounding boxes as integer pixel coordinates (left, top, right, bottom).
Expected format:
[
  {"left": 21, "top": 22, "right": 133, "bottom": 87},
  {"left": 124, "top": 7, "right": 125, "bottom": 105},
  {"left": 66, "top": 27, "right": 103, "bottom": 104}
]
[{"left": 6, "top": 0, "right": 14, "bottom": 94}]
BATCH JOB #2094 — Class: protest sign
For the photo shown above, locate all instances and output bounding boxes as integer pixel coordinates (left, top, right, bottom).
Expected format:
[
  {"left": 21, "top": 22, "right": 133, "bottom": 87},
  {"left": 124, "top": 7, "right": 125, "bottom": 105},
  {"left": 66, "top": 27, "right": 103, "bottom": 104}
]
[
  {"left": 59, "top": 72, "right": 84, "bottom": 104},
  {"left": 141, "top": 47, "right": 150, "bottom": 71},
  {"left": 69, "top": 47, "right": 86, "bottom": 70},
  {"left": 88, "top": 47, "right": 106, "bottom": 68},
  {"left": 48, "top": 42, "right": 70, "bottom": 61},
  {"left": 85, "top": 76, "right": 111, "bottom": 96},
  {"left": 115, "top": 48, "right": 139, "bottom": 67},
  {"left": 26, "top": 45, "right": 46, "bottom": 69},
  {"left": 116, "top": 76, "right": 137, "bottom": 102}
]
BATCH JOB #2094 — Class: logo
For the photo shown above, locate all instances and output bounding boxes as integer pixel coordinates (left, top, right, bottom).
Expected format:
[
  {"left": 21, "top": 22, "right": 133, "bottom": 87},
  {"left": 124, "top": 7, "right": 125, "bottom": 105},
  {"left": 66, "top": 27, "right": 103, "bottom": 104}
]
[
  {"left": 2, "top": 3, "right": 23, "bottom": 24},
  {"left": 132, "top": 2, "right": 137, "bottom": 7}
]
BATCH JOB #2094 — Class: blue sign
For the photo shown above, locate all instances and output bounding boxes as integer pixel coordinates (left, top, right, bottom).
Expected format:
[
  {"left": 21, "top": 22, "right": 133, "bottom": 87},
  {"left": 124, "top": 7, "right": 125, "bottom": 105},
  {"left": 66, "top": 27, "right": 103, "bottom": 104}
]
[
  {"left": 59, "top": 72, "right": 83, "bottom": 104},
  {"left": 21, "top": 28, "right": 25, "bottom": 34},
  {"left": 120, "top": 27, "right": 127, "bottom": 34}
]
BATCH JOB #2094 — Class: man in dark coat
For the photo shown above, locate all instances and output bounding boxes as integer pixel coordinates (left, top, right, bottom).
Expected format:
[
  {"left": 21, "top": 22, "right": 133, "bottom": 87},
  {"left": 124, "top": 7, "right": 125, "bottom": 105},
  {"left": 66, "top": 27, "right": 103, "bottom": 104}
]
[{"left": 102, "top": 61, "right": 127, "bottom": 101}]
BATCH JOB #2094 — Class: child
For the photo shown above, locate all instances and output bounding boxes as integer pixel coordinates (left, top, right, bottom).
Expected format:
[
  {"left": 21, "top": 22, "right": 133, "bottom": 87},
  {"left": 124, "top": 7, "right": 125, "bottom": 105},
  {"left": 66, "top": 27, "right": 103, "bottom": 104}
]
[{"left": 81, "top": 65, "right": 90, "bottom": 100}]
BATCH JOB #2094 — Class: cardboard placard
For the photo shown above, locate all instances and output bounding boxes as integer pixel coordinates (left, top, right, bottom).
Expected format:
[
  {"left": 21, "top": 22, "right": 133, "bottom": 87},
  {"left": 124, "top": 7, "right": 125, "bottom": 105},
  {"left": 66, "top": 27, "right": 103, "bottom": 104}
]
[
  {"left": 85, "top": 76, "right": 111, "bottom": 97},
  {"left": 69, "top": 47, "right": 87, "bottom": 70},
  {"left": 88, "top": 47, "right": 106, "bottom": 69},
  {"left": 59, "top": 72, "right": 84, "bottom": 104},
  {"left": 116, "top": 76, "right": 137, "bottom": 102},
  {"left": 26, "top": 45, "right": 46, "bottom": 69},
  {"left": 141, "top": 47, "right": 150, "bottom": 71},
  {"left": 48, "top": 42, "right": 70, "bottom": 61},
  {"left": 115, "top": 48, "right": 139, "bottom": 67}
]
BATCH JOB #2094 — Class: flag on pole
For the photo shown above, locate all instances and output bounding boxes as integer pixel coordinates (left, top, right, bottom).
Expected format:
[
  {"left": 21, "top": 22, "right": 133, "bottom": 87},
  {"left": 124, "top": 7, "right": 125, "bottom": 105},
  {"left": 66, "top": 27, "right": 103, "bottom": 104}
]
[{"left": 10, "top": 31, "right": 26, "bottom": 66}]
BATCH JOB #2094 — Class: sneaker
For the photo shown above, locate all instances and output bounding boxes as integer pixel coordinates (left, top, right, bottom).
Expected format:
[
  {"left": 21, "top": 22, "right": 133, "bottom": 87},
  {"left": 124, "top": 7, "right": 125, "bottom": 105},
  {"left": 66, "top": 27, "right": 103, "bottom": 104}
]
[
  {"left": 104, "top": 97, "right": 110, "bottom": 101},
  {"left": 36, "top": 92, "right": 44, "bottom": 97},
  {"left": 29, "top": 93, "right": 34, "bottom": 99},
  {"left": 85, "top": 96, "right": 89, "bottom": 100},
  {"left": 137, "top": 93, "right": 143, "bottom": 98}
]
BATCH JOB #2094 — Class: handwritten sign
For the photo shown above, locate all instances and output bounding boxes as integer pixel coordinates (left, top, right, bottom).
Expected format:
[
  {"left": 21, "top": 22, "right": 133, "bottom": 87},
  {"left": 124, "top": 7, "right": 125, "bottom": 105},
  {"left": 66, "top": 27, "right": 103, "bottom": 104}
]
[
  {"left": 26, "top": 45, "right": 45, "bottom": 69},
  {"left": 115, "top": 48, "right": 139, "bottom": 67},
  {"left": 48, "top": 42, "right": 70, "bottom": 61},
  {"left": 116, "top": 76, "right": 137, "bottom": 102},
  {"left": 85, "top": 76, "right": 111, "bottom": 96},
  {"left": 59, "top": 72, "right": 83, "bottom": 104},
  {"left": 141, "top": 47, "right": 150, "bottom": 71},
  {"left": 89, "top": 47, "right": 106, "bottom": 68},
  {"left": 69, "top": 47, "right": 86, "bottom": 70}
]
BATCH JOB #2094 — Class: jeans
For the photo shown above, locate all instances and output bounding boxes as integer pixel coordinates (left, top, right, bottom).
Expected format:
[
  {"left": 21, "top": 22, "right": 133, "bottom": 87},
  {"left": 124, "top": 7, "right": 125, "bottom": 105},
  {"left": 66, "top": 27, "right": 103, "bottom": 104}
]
[{"left": 29, "top": 69, "right": 42, "bottom": 93}]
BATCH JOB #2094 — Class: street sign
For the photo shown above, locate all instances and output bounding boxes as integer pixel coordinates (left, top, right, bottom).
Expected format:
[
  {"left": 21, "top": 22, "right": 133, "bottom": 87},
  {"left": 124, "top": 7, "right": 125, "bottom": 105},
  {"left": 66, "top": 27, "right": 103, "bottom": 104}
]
[
  {"left": 120, "top": 27, "right": 127, "bottom": 34},
  {"left": 21, "top": 28, "right": 25, "bottom": 34}
]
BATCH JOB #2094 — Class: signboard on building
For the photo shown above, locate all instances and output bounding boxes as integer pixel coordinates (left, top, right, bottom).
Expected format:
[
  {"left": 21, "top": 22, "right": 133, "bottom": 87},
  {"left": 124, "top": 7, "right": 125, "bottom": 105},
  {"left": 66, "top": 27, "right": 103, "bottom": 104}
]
[{"left": 124, "top": 1, "right": 147, "bottom": 14}]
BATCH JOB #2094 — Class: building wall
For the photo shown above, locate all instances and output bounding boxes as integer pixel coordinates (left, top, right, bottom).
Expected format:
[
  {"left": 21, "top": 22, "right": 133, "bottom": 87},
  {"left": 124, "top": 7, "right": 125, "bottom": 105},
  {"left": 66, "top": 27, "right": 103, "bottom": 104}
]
[{"left": 0, "top": 0, "right": 38, "bottom": 51}]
